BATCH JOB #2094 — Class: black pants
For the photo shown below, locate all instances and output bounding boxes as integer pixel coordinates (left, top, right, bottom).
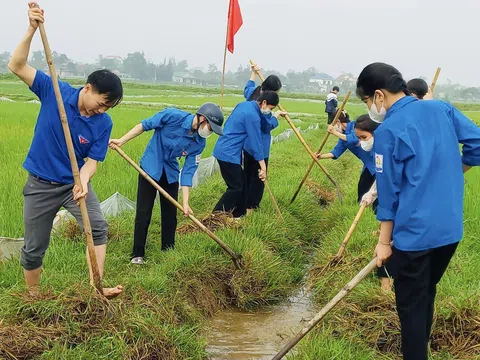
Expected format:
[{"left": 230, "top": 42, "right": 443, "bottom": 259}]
[
  {"left": 132, "top": 171, "right": 179, "bottom": 258},
  {"left": 357, "top": 168, "right": 378, "bottom": 214},
  {"left": 327, "top": 112, "right": 335, "bottom": 124},
  {"left": 357, "top": 169, "right": 387, "bottom": 277},
  {"left": 214, "top": 160, "right": 246, "bottom": 218},
  {"left": 244, "top": 151, "right": 268, "bottom": 210},
  {"left": 389, "top": 242, "right": 458, "bottom": 360}
]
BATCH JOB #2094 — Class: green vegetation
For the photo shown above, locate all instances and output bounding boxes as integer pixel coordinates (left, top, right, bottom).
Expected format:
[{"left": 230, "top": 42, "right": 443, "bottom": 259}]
[{"left": 0, "top": 80, "right": 478, "bottom": 359}]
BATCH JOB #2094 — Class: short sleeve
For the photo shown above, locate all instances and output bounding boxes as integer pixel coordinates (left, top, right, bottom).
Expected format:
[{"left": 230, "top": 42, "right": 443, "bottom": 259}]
[{"left": 88, "top": 116, "right": 113, "bottom": 162}]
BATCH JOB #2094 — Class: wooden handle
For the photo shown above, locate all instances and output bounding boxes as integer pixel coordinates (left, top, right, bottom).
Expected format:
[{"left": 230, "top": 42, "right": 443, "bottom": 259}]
[
  {"left": 249, "top": 59, "right": 342, "bottom": 201},
  {"left": 112, "top": 146, "right": 243, "bottom": 269},
  {"left": 265, "top": 180, "right": 284, "bottom": 222},
  {"left": 289, "top": 91, "right": 351, "bottom": 205},
  {"left": 272, "top": 258, "right": 378, "bottom": 359},
  {"left": 431, "top": 67, "right": 441, "bottom": 94}
]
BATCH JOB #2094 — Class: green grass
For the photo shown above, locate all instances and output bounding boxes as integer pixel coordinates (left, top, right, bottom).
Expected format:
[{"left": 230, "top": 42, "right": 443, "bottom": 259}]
[{"left": 1, "top": 83, "right": 479, "bottom": 359}]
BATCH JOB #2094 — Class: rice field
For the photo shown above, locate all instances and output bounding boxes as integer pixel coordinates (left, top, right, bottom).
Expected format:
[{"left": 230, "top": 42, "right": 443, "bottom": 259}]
[{"left": 0, "top": 79, "right": 479, "bottom": 359}]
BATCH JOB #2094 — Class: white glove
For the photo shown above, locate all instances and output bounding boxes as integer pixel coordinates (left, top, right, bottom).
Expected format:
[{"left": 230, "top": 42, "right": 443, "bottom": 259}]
[{"left": 361, "top": 186, "right": 378, "bottom": 206}]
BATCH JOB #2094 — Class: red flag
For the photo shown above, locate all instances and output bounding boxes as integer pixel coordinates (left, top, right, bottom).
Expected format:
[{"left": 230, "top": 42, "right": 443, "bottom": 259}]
[{"left": 227, "top": 0, "right": 243, "bottom": 54}]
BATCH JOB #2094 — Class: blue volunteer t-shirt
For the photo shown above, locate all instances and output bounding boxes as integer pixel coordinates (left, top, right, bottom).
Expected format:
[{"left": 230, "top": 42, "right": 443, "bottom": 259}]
[
  {"left": 243, "top": 80, "right": 279, "bottom": 159},
  {"left": 329, "top": 121, "right": 375, "bottom": 175},
  {"left": 23, "top": 70, "right": 113, "bottom": 184},
  {"left": 213, "top": 101, "right": 264, "bottom": 165},
  {"left": 374, "top": 96, "right": 480, "bottom": 251},
  {"left": 140, "top": 108, "right": 206, "bottom": 187}
]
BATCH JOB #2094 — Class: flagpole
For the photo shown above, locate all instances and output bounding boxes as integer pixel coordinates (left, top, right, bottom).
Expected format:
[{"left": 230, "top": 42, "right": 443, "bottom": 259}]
[{"left": 221, "top": 0, "right": 231, "bottom": 110}]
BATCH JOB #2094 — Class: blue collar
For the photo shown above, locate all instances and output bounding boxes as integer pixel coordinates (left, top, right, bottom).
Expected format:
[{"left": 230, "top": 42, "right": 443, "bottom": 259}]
[
  {"left": 385, "top": 96, "right": 417, "bottom": 121},
  {"left": 67, "top": 87, "right": 91, "bottom": 123}
]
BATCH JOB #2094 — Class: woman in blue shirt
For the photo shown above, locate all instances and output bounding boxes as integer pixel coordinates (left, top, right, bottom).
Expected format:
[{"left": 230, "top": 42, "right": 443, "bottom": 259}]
[
  {"left": 110, "top": 103, "right": 224, "bottom": 265},
  {"left": 213, "top": 91, "right": 285, "bottom": 218},
  {"left": 316, "top": 111, "right": 378, "bottom": 211},
  {"left": 243, "top": 65, "right": 282, "bottom": 213},
  {"left": 356, "top": 62, "right": 480, "bottom": 360}
]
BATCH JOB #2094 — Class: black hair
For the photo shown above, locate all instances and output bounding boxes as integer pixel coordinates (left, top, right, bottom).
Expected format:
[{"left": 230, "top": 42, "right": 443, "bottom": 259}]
[
  {"left": 406, "top": 78, "right": 428, "bottom": 99},
  {"left": 250, "top": 75, "right": 282, "bottom": 101},
  {"left": 354, "top": 114, "right": 380, "bottom": 134},
  {"left": 87, "top": 69, "right": 123, "bottom": 107},
  {"left": 333, "top": 86, "right": 340, "bottom": 92},
  {"left": 356, "top": 62, "right": 408, "bottom": 100},
  {"left": 257, "top": 90, "right": 279, "bottom": 107},
  {"left": 335, "top": 109, "right": 350, "bottom": 123}
]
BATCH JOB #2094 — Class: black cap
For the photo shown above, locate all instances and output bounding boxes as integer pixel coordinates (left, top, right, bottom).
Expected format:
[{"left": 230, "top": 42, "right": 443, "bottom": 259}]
[{"left": 197, "top": 103, "right": 224, "bottom": 136}]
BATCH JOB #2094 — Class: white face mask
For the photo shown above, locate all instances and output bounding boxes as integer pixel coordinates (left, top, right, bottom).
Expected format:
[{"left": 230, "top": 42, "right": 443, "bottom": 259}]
[
  {"left": 368, "top": 94, "right": 387, "bottom": 123},
  {"left": 360, "top": 136, "right": 374, "bottom": 151},
  {"left": 335, "top": 124, "right": 342, "bottom": 133},
  {"left": 198, "top": 122, "right": 213, "bottom": 138},
  {"left": 261, "top": 107, "right": 272, "bottom": 115}
]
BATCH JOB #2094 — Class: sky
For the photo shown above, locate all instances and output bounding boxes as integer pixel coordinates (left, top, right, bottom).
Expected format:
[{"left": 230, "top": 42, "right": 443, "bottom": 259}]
[{"left": 1, "top": 0, "right": 480, "bottom": 86}]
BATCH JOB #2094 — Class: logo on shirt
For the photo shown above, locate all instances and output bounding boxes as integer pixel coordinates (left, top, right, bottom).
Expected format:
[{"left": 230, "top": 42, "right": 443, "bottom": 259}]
[
  {"left": 375, "top": 153, "right": 383, "bottom": 173},
  {"left": 79, "top": 135, "right": 90, "bottom": 145},
  {"left": 181, "top": 150, "right": 188, "bottom": 156},
  {"left": 195, "top": 154, "right": 201, "bottom": 165}
]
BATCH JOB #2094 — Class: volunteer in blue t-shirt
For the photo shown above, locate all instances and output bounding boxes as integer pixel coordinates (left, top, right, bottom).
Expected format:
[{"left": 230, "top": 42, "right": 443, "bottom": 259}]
[
  {"left": 213, "top": 91, "right": 285, "bottom": 218},
  {"left": 356, "top": 62, "right": 480, "bottom": 360},
  {"left": 8, "top": 3, "right": 124, "bottom": 298},
  {"left": 109, "top": 104, "right": 223, "bottom": 265},
  {"left": 243, "top": 65, "right": 282, "bottom": 213}
]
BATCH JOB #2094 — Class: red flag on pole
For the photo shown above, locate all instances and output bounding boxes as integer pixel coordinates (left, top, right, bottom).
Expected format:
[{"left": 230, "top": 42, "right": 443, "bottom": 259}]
[{"left": 227, "top": 0, "right": 243, "bottom": 54}]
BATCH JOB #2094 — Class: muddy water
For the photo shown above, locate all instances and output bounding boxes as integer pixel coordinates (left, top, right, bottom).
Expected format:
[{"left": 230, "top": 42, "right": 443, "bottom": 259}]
[
  {"left": 206, "top": 286, "right": 316, "bottom": 359},
  {"left": 0, "top": 237, "right": 24, "bottom": 262}
]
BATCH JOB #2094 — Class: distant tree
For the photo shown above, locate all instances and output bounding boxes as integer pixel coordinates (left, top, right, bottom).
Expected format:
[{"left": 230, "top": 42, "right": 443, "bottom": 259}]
[
  {"left": 208, "top": 63, "right": 218, "bottom": 74},
  {"left": 30, "top": 50, "right": 45, "bottom": 70},
  {"left": 0, "top": 51, "right": 10, "bottom": 72},
  {"left": 66, "top": 61, "right": 77, "bottom": 74},
  {"left": 175, "top": 60, "right": 188, "bottom": 72},
  {"left": 97, "top": 55, "right": 121, "bottom": 71},
  {"left": 123, "top": 52, "right": 147, "bottom": 80}
]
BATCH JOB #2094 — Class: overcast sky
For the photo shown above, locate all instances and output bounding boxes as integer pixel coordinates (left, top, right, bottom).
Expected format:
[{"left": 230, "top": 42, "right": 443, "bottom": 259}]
[{"left": 1, "top": 0, "right": 480, "bottom": 86}]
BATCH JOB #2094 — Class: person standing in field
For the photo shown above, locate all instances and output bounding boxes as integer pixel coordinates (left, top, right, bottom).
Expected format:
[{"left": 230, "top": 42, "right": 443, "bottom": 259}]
[
  {"left": 8, "top": 2, "right": 124, "bottom": 298},
  {"left": 213, "top": 91, "right": 285, "bottom": 218},
  {"left": 243, "top": 65, "right": 283, "bottom": 214},
  {"left": 325, "top": 86, "right": 340, "bottom": 124},
  {"left": 109, "top": 104, "right": 224, "bottom": 265},
  {"left": 407, "top": 78, "right": 433, "bottom": 100},
  {"left": 356, "top": 62, "right": 480, "bottom": 360},
  {"left": 315, "top": 111, "right": 392, "bottom": 291}
]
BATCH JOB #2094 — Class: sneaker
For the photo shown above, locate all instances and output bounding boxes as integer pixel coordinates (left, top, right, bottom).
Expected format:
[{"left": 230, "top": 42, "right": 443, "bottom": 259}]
[{"left": 131, "top": 257, "right": 144, "bottom": 265}]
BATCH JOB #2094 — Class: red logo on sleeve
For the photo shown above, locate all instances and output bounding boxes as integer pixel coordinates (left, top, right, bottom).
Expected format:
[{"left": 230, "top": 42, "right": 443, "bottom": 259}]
[{"left": 79, "top": 135, "right": 90, "bottom": 144}]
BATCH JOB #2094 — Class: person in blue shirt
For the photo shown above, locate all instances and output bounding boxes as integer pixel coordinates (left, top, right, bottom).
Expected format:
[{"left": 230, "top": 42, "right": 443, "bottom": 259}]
[
  {"left": 8, "top": 3, "right": 124, "bottom": 298},
  {"left": 316, "top": 111, "right": 378, "bottom": 211},
  {"left": 406, "top": 78, "right": 433, "bottom": 100},
  {"left": 243, "top": 65, "right": 283, "bottom": 213},
  {"left": 356, "top": 62, "right": 480, "bottom": 360},
  {"left": 109, "top": 103, "right": 224, "bottom": 265},
  {"left": 213, "top": 91, "right": 285, "bottom": 218}
]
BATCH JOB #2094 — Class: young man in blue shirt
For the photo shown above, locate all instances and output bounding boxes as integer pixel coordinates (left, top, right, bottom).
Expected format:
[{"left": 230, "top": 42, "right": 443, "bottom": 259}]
[
  {"left": 357, "top": 62, "right": 480, "bottom": 360},
  {"left": 8, "top": 3, "right": 124, "bottom": 298},
  {"left": 109, "top": 103, "right": 224, "bottom": 265},
  {"left": 213, "top": 91, "right": 285, "bottom": 218}
]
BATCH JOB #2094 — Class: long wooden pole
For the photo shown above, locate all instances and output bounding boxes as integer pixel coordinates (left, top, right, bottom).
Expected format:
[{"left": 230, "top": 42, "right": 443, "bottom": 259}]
[
  {"left": 334, "top": 204, "right": 367, "bottom": 260},
  {"left": 265, "top": 180, "right": 284, "bottom": 222},
  {"left": 112, "top": 145, "right": 243, "bottom": 270},
  {"left": 271, "top": 258, "right": 378, "bottom": 360},
  {"left": 249, "top": 59, "right": 342, "bottom": 202},
  {"left": 430, "top": 67, "right": 441, "bottom": 94},
  {"left": 220, "top": 0, "right": 231, "bottom": 110},
  {"left": 33, "top": 4, "right": 102, "bottom": 294},
  {"left": 289, "top": 91, "right": 351, "bottom": 205}
]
